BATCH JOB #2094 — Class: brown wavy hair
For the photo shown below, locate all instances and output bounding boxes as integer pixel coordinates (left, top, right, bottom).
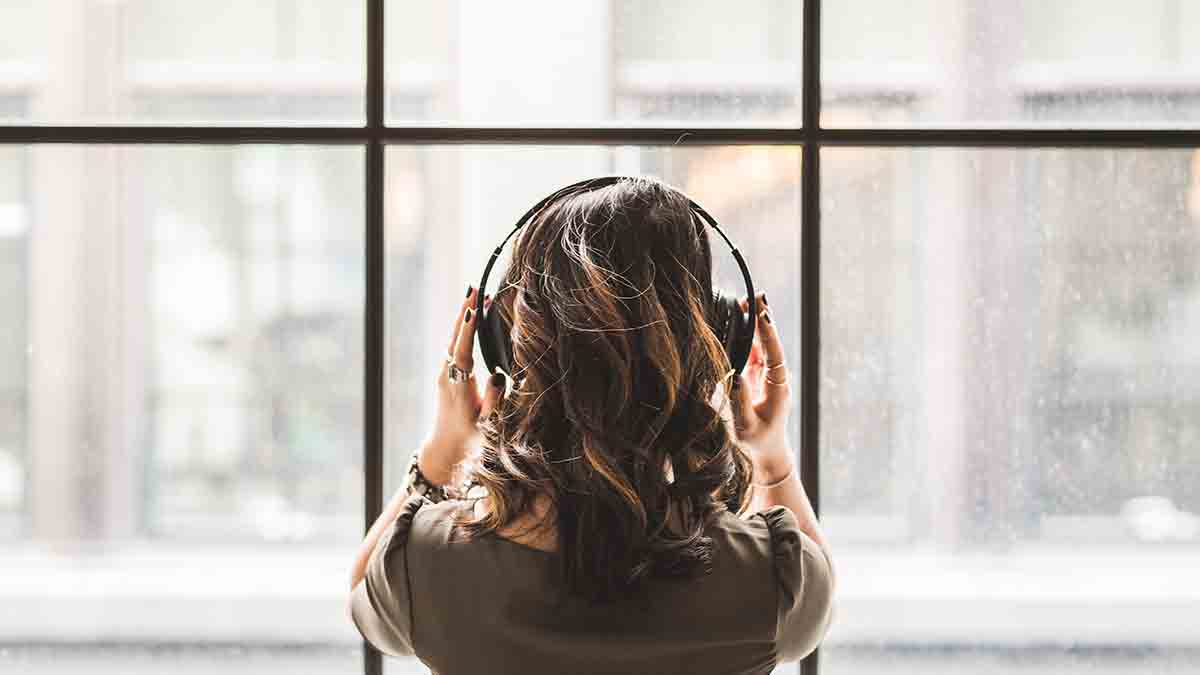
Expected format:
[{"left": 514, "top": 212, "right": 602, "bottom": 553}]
[{"left": 456, "top": 176, "right": 754, "bottom": 604}]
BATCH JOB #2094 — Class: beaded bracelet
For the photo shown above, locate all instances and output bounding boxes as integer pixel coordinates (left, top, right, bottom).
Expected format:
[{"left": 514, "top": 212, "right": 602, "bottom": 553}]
[{"left": 402, "top": 450, "right": 479, "bottom": 503}]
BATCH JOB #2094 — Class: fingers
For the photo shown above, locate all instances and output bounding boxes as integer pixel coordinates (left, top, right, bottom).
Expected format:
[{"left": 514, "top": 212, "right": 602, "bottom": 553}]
[
  {"left": 741, "top": 296, "right": 765, "bottom": 399},
  {"left": 748, "top": 333, "right": 764, "bottom": 383},
  {"left": 479, "top": 371, "right": 507, "bottom": 419},
  {"left": 753, "top": 295, "right": 791, "bottom": 419},
  {"left": 448, "top": 286, "right": 476, "bottom": 357},
  {"left": 453, "top": 290, "right": 479, "bottom": 371},
  {"left": 748, "top": 331, "right": 764, "bottom": 365},
  {"left": 754, "top": 293, "right": 785, "bottom": 369}
]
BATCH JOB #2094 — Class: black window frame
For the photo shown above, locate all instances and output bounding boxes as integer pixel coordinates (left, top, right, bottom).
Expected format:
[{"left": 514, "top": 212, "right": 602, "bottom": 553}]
[{"left": 7, "top": 1, "right": 1200, "bottom": 673}]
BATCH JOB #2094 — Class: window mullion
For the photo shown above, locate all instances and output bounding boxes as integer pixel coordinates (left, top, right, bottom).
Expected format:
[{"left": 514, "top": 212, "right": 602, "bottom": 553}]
[
  {"left": 364, "top": 1, "right": 385, "bottom": 675},
  {"left": 801, "top": 1, "right": 822, "bottom": 674}
]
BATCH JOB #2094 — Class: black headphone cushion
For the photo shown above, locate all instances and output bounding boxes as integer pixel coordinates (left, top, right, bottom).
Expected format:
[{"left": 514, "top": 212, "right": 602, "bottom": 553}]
[
  {"left": 480, "top": 300, "right": 515, "bottom": 377},
  {"left": 711, "top": 289, "right": 754, "bottom": 374}
]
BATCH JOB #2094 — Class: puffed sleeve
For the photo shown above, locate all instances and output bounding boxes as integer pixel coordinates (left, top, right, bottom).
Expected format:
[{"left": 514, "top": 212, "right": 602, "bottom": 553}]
[
  {"left": 754, "top": 505, "right": 836, "bottom": 663},
  {"left": 350, "top": 493, "right": 427, "bottom": 657}
]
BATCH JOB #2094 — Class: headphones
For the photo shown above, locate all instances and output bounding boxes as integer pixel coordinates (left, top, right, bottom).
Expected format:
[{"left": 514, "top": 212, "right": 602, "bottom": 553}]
[{"left": 473, "top": 176, "right": 759, "bottom": 379}]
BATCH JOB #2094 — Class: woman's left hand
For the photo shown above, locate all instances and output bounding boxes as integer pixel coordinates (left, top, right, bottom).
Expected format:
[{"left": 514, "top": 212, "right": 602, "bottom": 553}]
[{"left": 419, "top": 286, "right": 508, "bottom": 485}]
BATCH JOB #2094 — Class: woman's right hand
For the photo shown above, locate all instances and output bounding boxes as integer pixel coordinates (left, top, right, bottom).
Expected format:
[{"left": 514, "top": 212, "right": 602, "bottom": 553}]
[{"left": 730, "top": 292, "right": 794, "bottom": 476}]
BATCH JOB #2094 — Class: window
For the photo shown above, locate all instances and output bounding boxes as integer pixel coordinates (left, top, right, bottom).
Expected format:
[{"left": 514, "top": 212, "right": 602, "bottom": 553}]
[
  {"left": 821, "top": 148, "right": 1200, "bottom": 674},
  {"left": 2, "top": 2, "right": 1197, "bottom": 675},
  {"left": 0, "top": 2, "right": 363, "bottom": 126},
  {"left": 825, "top": 0, "right": 1200, "bottom": 126},
  {"left": 2, "top": 144, "right": 365, "bottom": 673}
]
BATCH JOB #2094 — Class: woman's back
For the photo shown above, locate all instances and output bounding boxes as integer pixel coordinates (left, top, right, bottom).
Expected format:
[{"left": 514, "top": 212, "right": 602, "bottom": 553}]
[
  {"left": 348, "top": 176, "right": 837, "bottom": 673},
  {"left": 351, "top": 494, "right": 835, "bottom": 675}
]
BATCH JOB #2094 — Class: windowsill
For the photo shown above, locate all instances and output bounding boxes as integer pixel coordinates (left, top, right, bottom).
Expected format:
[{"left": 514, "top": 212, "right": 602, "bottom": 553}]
[
  {"left": 825, "top": 543, "right": 1200, "bottom": 647},
  {"left": 0, "top": 545, "right": 359, "bottom": 644},
  {"left": 1, "top": 542, "right": 1196, "bottom": 646}
]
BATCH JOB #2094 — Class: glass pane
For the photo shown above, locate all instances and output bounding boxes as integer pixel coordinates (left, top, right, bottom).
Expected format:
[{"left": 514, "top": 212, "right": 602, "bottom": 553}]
[
  {"left": 824, "top": 1, "right": 1200, "bottom": 127},
  {"left": 386, "top": 1, "right": 803, "bottom": 124},
  {"left": 0, "top": 145, "right": 363, "bottom": 674},
  {"left": 822, "top": 148, "right": 1200, "bottom": 674},
  {"left": 382, "top": 144, "right": 801, "bottom": 672},
  {"left": 0, "top": 2, "right": 363, "bottom": 125}
]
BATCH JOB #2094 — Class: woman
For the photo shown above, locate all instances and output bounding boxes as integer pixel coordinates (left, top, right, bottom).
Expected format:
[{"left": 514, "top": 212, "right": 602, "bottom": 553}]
[{"left": 348, "top": 176, "right": 836, "bottom": 674}]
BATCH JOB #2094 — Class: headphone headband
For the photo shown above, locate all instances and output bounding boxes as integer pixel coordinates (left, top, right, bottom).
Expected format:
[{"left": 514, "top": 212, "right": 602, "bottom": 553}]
[{"left": 474, "top": 176, "right": 758, "bottom": 375}]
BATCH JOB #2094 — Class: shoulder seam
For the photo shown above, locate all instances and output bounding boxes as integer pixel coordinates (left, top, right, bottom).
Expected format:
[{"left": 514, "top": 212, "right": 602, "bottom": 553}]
[
  {"left": 399, "top": 493, "right": 426, "bottom": 656},
  {"left": 401, "top": 495, "right": 466, "bottom": 656},
  {"left": 404, "top": 525, "right": 416, "bottom": 657},
  {"left": 750, "top": 509, "right": 784, "bottom": 662}
]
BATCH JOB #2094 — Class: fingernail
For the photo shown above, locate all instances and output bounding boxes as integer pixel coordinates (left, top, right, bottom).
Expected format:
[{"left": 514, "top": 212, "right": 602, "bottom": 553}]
[
  {"left": 761, "top": 293, "right": 768, "bottom": 307},
  {"left": 763, "top": 311, "right": 772, "bottom": 324},
  {"left": 466, "top": 285, "right": 474, "bottom": 297},
  {"left": 464, "top": 308, "right": 473, "bottom": 323},
  {"left": 490, "top": 372, "right": 506, "bottom": 389}
]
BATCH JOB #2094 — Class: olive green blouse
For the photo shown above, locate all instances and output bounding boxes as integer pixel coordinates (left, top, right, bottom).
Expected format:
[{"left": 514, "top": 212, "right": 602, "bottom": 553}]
[{"left": 350, "top": 493, "right": 835, "bottom": 674}]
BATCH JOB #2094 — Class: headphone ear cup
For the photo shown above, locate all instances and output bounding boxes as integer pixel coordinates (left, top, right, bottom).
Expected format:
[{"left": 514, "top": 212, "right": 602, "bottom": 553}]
[
  {"left": 712, "top": 290, "right": 753, "bottom": 375},
  {"left": 478, "top": 300, "right": 514, "bottom": 376}
]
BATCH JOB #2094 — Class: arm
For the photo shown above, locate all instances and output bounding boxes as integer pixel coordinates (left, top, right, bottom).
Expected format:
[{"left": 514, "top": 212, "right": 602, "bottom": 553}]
[
  {"left": 349, "top": 286, "right": 501, "bottom": 595},
  {"left": 747, "top": 448, "right": 833, "bottom": 582},
  {"left": 348, "top": 441, "right": 473, "bottom": 591},
  {"left": 733, "top": 293, "right": 835, "bottom": 587},
  {"left": 349, "top": 471, "right": 415, "bottom": 592}
]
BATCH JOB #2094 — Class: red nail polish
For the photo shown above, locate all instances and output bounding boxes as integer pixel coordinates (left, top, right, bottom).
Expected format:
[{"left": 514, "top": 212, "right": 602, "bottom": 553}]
[
  {"left": 761, "top": 293, "right": 768, "bottom": 307},
  {"left": 464, "top": 308, "right": 473, "bottom": 323},
  {"left": 466, "top": 285, "right": 473, "bottom": 298},
  {"left": 763, "top": 311, "right": 772, "bottom": 324}
]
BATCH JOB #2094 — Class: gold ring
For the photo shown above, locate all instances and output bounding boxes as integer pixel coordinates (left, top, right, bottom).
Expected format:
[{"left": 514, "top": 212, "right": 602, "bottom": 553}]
[
  {"left": 765, "top": 361, "right": 786, "bottom": 371},
  {"left": 764, "top": 374, "right": 789, "bottom": 386}
]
